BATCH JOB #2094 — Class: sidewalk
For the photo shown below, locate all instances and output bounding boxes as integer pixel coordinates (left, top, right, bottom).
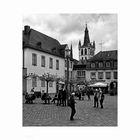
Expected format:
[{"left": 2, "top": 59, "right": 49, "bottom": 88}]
[{"left": 23, "top": 95, "right": 117, "bottom": 126}]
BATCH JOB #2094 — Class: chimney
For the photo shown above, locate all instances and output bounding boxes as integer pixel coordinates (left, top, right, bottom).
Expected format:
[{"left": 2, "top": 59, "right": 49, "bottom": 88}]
[{"left": 24, "top": 25, "right": 30, "bottom": 34}]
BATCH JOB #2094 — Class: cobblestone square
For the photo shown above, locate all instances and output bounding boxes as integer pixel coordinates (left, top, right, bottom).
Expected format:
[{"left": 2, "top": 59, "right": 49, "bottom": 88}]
[{"left": 23, "top": 95, "right": 117, "bottom": 126}]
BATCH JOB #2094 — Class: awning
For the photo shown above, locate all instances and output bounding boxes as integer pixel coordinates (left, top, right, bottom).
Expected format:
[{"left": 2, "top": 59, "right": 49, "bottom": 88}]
[
  {"left": 59, "top": 81, "right": 65, "bottom": 84},
  {"left": 88, "top": 82, "right": 108, "bottom": 87}
]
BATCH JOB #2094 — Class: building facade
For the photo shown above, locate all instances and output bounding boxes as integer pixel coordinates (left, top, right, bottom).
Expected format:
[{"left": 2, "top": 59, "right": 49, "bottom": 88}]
[
  {"left": 73, "top": 50, "right": 118, "bottom": 88},
  {"left": 23, "top": 25, "right": 74, "bottom": 94},
  {"left": 73, "top": 25, "right": 118, "bottom": 91}
]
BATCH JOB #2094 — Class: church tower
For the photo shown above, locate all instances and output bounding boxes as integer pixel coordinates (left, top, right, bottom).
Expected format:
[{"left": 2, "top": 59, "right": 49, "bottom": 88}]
[{"left": 79, "top": 24, "right": 95, "bottom": 61}]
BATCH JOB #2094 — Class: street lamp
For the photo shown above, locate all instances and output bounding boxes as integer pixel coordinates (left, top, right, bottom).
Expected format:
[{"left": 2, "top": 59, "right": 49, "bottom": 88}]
[{"left": 65, "top": 45, "right": 70, "bottom": 102}]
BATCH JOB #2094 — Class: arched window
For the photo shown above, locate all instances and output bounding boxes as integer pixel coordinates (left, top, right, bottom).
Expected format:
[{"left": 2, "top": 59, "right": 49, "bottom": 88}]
[
  {"left": 81, "top": 49, "right": 83, "bottom": 55},
  {"left": 99, "top": 62, "right": 103, "bottom": 68},
  {"left": 85, "top": 48, "right": 87, "bottom": 55},
  {"left": 106, "top": 62, "right": 110, "bottom": 67},
  {"left": 91, "top": 63, "right": 95, "bottom": 68},
  {"left": 88, "top": 48, "right": 90, "bottom": 55}
]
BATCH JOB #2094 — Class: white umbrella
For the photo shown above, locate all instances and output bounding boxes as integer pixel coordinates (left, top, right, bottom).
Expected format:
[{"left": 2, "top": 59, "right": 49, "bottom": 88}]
[
  {"left": 59, "top": 81, "right": 65, "bottom": 84},
  {"left": 88, "top": 82, "right": 107, "bottom": 87}
]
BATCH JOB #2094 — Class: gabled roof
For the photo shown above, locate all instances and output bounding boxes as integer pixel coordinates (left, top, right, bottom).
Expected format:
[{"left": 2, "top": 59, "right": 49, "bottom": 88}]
[
  {"left": 23, "top": 26, "right": 68, "bottom": 58},
  {"left": 28, "top": 29, "right": 60, "bottom": 51},
  {"left": 73, "top": 50, "right": 118, "bottom": 70},
  {"left": 89, "top": 50, "right": 117, "bottom": 61}
]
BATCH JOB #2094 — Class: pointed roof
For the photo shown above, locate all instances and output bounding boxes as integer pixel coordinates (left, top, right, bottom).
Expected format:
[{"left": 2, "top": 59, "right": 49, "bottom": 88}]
[
  {"left": 78, "top": 40, "right": 81, "bottom": 46},
  {"left": 83, "top": 24, "right": 90, "bottom": 46},
  {"left": 70, "top": 43, "right": 73, "bottom": 59}
]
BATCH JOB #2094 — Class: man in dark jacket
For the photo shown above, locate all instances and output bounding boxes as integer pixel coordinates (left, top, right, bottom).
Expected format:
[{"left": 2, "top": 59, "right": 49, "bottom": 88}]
[
  {"left": 94, "top": 89, "right": 99, "bottom": 107},
  {"left": 69, "top": 92, "right": 76, "bottom": 120},
  {"left": 100, "top": 91, "right": 105, "bottom": 109}
]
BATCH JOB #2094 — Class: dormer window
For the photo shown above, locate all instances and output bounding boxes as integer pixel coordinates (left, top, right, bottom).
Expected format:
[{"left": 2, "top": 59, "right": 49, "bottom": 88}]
[
  {"left": 91, "top": 63, "right": 95, "bottom": 68},
  {"left": 106, "top": 61, "right": 110, "bottom": 67},
  {"left": 99, "top": 62, "right": 103, "bottom": 68},
  {"left": 37, "top": 42, "right": 42, "bottom": 48}
]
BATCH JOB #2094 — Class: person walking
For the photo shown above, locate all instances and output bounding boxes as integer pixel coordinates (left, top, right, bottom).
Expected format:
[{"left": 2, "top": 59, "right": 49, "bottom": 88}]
[
  {"left": 99, "top": 91, "right": 105, "bottom": 109},
  {"left": 29, "top": 87, "right": 35, "bottom": 104},
  {"left": 69, "top": 92, "right": 76, "bottom": 120},
  {"left": 96, "top": 89, "right": 100, "bottom": 108},
  {"left": 86, "top": 88, "right": 91, "bottom": 100},
  {"left": 78, "top": 89, "right": 82, "bottom": 100},
  {"left": 57, "top": 88, "right": 62, "bottom": 106},
  {"left": 94, "top": 89, "right": 98, "bottom": 107},
  {"left": 62, "top": 87, "right": 67, "bottom": 106},
  {"left": 94, "top": 89, "right": 100, "bottom": 108}
]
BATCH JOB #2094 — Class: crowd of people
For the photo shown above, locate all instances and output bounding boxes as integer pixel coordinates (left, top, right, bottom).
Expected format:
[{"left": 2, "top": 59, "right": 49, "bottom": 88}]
[{"left": 24, "top": 86, "right": 105, "bottom": 121}]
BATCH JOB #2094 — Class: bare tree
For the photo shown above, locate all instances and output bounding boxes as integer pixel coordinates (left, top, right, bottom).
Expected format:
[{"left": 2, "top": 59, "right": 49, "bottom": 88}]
[{"left": 39, "top": 73, "right": 56, "bottom": 94}]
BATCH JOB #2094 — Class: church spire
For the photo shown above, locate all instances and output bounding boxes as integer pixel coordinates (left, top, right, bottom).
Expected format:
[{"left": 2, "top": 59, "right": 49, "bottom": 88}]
[
  {"left": 70, "top": 43, "right": 73, "bottom": 59},
  {"left": 78, "top": 40, "right": 81, "bottom": 49},
  {"left": 83, "top": 24, "right": 90, "bottom": 46}
]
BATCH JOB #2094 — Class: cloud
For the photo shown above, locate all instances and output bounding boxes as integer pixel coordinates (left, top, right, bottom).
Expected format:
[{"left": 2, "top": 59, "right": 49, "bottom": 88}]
[{"left": 23, "top": 14, "right": 117, "bottom": 60}]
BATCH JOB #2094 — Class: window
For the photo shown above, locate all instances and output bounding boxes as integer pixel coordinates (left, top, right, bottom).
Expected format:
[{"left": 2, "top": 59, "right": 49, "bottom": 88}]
[
  {"left": 41, "top": 56, "right": 45, "bottom": 67},
  {"left": 106, "top": 62, "right": 110, "bottom": 67},
  {"left": 49, "top": 82, "right": 53, "bottom": 87},
  {"left": 77, "top": 71, "right": 80, "bottom": 77},
  {"left": 32, "top": 53, "right": 37, "bottom": 66},
  {"left": 65, "top": 70, "right": 67, "bottom": 78},
  {"left": 106, "top": 72, "right": 111, "bottom": 79},
  {"left": 65, "top": 60, "right": 67, "bottom": 67},
  {"left": 56, "top": 60, "right": 59, "bottom": 70},
  {"left": 32, "top": 77, "right": 37, "bottom": 87},
  {"left": 91, "top": 63, "right": 95, "bottom": 68},
  {"left": 85, "top": 48, "right": 87, "bottom": 55},
  {"left": 91, "top": 72, "right": 96, "bottom": 79},
  {"left": 114, "top": 71, "right": 117, "bottom": 79},
  {"left": 49, "top": 58, "right": 53, "bottom": 69},
  {"left": 114, "top": 61, "right": 117, "bottom": 67},
  {"left": 71, "top": 71, "right": 72, "bottom": 79},
  {"left": 88, "top": 48, "right": 90, "bottom": 55},
  {"left": 70, "top": 61, "right": 72, "bottom": 68},
  {"left": 98, "top": 72, "right": 104, "bottom": 79},
  {"left": 81, "top": 49, "right": 83, "bottom": 55},
  {"left": 77, "top": 71, "right": 85, "bottom": 77},
  {"left": 41, "top": 80, "right": 45, "bottom": 87},
  {"left": 82, "top": 71, "right": 85, "bottom": 77},
  {"left": 99, "top": 62, "right": 103, "bottom": 68}
]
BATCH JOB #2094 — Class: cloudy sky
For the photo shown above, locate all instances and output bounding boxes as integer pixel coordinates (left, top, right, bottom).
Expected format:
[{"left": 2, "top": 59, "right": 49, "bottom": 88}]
[{"left": 23, "top": 14, "right": 117, "bottom": 60}]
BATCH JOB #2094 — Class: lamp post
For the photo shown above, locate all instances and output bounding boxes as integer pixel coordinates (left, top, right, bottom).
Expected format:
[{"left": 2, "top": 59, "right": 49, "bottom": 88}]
[{"left": 65, "top": 45, "right": 70, "bottom": 102}]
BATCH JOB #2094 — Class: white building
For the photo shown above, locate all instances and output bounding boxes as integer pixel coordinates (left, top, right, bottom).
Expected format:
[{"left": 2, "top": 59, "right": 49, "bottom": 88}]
[{"left": 23, "top": 25, "right": 74, "bottom": 94}]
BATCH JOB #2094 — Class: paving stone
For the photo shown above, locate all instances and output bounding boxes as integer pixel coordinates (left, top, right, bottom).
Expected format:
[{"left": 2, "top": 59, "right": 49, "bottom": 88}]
[{"left": 23, "top": 95, "right": 117, "bottom": 126}]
